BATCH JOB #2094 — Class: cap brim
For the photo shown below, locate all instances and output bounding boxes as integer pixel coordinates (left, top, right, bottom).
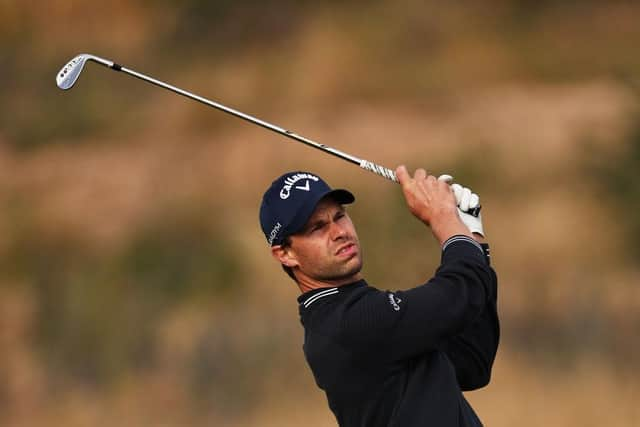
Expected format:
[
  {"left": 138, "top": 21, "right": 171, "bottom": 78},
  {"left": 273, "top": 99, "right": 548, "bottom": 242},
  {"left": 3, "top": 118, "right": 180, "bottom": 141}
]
[
  {"left": 285, "top": 188, "right": 355, "bottom": 238},
  {"left": 326, "top": 188, "right": 355, "bottom": 205}
]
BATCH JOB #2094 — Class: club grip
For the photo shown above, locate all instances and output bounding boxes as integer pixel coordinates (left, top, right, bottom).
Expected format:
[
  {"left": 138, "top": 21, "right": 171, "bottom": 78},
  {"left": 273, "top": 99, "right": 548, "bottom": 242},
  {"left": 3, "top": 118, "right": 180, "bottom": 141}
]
[
  {"left": 359, "top": 159, "right": 482, "bottom": 218},
  {"left": 359, "top": 160, "right": 398, "bottom": 182}
]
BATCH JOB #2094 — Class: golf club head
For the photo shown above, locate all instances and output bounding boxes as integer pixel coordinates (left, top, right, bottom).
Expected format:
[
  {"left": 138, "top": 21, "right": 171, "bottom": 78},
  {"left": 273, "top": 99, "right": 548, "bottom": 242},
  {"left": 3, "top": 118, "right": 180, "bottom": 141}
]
[{"left": 56, "top": 54, "right": 113, "bottom": 90}]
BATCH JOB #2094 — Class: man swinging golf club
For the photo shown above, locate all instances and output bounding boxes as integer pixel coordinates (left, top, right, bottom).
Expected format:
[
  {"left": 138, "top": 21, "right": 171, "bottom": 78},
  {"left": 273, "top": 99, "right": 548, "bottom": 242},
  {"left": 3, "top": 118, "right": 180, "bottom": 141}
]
[
  {"left": 260, "top": 165, "right": 499, "bottom": 427},
  {"left": 55, "top": 53, "right": 498, "bottom": 425}
]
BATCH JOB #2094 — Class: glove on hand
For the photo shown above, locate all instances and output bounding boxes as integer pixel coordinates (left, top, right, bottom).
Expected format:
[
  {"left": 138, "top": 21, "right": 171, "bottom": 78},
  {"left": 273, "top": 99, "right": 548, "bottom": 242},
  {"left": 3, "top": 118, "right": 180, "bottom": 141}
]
[{"left": 438, "top": 175, "right": 484, "bottom": 237}]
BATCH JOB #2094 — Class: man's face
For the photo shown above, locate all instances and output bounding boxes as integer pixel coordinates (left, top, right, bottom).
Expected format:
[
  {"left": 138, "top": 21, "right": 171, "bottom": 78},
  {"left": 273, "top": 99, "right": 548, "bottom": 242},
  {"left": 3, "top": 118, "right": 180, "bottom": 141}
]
[{"left": 286, "top": 197, "right": 363, "bottom": 283}]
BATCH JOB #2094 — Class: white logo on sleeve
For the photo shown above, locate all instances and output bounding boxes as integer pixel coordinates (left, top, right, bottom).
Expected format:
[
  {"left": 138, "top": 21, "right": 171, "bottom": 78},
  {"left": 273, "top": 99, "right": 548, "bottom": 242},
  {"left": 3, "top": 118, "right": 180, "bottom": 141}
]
[{"left": 388, "top": 293, "right": 402, "bottom": 311}]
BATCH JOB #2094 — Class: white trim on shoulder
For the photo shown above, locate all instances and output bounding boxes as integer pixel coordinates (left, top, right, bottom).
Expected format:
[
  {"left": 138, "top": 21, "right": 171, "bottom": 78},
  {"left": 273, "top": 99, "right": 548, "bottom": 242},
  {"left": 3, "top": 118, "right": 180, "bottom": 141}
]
[{"left": 303, "top": 288, "right": 339, "bottom": 308}]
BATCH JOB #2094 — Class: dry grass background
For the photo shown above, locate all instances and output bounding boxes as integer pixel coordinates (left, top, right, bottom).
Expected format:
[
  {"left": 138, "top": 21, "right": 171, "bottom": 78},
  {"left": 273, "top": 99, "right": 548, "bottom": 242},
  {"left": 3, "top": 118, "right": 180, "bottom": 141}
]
[{"left": 1, "top": 1, "right": 639, "bottom": 426}]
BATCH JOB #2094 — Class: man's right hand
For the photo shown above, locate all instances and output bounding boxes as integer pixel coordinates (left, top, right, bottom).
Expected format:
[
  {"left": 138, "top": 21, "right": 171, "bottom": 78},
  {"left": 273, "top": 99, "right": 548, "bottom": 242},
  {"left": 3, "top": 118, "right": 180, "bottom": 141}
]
[{"left": 396, "top": 165, "right": 473, "bottom": 245}]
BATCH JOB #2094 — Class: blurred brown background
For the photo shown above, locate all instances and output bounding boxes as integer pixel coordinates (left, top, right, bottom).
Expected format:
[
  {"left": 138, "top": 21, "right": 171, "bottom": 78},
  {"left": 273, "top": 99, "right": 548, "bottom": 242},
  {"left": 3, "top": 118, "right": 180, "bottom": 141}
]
[{"left": 1, "top": 1, "right": 639, "bottom": 426}]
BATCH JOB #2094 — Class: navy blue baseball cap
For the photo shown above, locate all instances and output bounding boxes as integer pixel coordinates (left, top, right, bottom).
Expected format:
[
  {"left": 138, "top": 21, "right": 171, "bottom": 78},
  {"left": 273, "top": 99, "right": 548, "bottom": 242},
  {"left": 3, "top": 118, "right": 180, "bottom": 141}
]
[{"left": 260, "top": 171, "right": 355, "bottom": 246}]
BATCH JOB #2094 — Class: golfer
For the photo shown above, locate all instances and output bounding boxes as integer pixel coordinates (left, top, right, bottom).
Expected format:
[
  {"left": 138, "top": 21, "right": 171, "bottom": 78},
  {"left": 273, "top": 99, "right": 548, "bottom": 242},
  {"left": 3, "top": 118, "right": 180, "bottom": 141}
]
[{"left": 259, "top": 166, "right": 499, "bottom": 426}]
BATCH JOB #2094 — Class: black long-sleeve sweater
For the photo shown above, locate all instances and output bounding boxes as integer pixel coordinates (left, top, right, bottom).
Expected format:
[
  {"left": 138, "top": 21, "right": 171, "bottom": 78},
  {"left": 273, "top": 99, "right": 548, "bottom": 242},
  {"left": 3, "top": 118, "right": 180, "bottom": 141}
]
[{"left": 297, "top": 235, "right": 499, "bottom": 426}]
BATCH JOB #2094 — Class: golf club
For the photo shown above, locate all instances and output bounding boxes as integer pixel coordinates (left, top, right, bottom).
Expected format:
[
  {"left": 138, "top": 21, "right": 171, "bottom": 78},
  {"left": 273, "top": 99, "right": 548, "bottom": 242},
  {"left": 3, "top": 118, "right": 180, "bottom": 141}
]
[{"left": 56, "top": 53, "right": 480, "bottom": 216}]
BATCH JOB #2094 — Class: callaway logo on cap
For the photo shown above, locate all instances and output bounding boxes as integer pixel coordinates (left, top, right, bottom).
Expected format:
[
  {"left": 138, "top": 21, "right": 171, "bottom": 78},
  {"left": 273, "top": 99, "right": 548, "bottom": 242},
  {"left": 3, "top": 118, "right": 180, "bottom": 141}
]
[
  {"left": 279, "top": 173, "right": 320, "bottom": 199},
  {"left": 259, "top": 171, "right": 355, "bottom": 246}
]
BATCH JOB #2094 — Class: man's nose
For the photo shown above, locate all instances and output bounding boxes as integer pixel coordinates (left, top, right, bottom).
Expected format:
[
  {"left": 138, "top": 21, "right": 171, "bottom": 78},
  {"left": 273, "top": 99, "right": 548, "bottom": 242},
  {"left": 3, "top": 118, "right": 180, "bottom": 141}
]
[{"left": 329, "top": 221, "right": 348, "bottom": 240}]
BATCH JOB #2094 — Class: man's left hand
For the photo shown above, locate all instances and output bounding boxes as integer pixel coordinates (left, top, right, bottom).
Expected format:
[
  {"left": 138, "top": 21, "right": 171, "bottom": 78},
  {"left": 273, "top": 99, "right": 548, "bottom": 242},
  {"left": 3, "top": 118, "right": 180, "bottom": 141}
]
[{"left": 438, "top": 175, "right": 484, "bottom": 237}]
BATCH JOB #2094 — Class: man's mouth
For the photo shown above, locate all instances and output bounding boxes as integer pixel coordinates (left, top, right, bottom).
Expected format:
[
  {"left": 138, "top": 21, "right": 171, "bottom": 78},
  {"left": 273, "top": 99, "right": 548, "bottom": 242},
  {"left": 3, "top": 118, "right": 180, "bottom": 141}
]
[{"left": 336, "top": 243, "right": 356, "bottom": 257}]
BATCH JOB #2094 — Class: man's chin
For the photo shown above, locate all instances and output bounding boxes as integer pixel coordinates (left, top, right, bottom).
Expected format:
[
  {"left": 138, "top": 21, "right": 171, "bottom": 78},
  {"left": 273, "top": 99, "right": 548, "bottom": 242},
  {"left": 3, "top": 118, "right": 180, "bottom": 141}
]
[{"left": 329, "top": 260, "right": 363, "bottom": 283}]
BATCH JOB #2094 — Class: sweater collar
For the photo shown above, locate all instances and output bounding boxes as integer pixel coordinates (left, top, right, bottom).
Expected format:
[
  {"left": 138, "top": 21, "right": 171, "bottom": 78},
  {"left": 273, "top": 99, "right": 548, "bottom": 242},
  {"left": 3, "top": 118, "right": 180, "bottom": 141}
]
[{"left": 297, "top": 280, "right": 367, "bottom": 308}]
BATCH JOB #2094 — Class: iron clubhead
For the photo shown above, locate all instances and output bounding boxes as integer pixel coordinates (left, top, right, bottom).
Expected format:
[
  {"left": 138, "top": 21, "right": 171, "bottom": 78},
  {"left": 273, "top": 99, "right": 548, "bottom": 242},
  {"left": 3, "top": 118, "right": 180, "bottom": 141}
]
[{"left": 56, "top": 54, "right": 114, "bottom": 90}]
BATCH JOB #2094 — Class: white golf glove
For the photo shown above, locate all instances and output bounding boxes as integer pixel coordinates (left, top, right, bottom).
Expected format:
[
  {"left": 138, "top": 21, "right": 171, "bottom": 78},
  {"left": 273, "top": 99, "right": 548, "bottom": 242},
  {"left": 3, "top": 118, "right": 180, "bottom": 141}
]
[{"left": 438, "top": 175, "right": 484, "bottom": 237}]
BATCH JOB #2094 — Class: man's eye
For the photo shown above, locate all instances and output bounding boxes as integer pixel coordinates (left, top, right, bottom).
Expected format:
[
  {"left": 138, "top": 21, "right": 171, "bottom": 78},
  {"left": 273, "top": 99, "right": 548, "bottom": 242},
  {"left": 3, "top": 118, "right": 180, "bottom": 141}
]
[{"left": 310, "top": 224, "right": 324, "bottom": 233}]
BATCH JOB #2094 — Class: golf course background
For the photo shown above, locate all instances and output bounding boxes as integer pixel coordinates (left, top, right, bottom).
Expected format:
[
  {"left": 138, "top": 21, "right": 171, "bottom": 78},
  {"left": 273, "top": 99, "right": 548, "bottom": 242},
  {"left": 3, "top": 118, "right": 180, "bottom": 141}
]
[{"left": 1, "top": 1, "right": 639, "bottom": 425}]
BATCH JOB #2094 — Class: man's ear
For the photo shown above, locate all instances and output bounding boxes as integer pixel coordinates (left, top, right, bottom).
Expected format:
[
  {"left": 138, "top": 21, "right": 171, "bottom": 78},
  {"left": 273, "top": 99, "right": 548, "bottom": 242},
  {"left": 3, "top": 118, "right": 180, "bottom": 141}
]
[{"left": 271, "top": 244, "right": 299, "bottom": 268}]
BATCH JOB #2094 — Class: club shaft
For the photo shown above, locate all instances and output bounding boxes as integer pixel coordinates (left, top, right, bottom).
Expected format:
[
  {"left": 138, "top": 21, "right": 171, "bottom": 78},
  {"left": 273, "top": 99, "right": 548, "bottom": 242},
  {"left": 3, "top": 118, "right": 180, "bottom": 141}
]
[{"left": 97, "top": 60, "right": 398, "bottom": 182}]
